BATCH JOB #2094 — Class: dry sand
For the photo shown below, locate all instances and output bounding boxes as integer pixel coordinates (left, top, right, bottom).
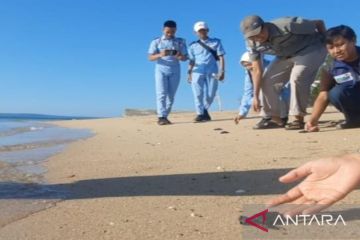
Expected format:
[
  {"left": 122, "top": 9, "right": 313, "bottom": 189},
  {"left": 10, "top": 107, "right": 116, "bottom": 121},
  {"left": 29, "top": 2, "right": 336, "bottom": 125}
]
[{"left": 0, "top": 108, "right": 359, "bottom": 240}]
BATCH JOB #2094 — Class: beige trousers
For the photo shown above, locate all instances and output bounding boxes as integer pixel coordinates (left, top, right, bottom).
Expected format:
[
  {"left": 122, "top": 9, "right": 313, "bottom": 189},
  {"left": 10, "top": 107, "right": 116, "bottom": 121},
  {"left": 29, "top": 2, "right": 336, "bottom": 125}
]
[{"left": 261, "top": 46, "right": 327, "bottom": 117}]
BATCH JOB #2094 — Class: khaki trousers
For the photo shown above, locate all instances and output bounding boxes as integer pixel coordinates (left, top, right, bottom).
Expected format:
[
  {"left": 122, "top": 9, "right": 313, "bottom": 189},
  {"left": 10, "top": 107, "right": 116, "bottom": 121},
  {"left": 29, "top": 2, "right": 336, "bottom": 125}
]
[{"left": 261, "top": 47, "right": 327, "bottom": 117}]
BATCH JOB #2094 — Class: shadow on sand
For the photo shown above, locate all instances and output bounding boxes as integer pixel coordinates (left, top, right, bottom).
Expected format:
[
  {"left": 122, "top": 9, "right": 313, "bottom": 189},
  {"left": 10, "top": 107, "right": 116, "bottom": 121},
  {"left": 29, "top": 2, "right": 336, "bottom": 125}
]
[{"left": 0, "top": 168, "right": 293, "bottom": 200}]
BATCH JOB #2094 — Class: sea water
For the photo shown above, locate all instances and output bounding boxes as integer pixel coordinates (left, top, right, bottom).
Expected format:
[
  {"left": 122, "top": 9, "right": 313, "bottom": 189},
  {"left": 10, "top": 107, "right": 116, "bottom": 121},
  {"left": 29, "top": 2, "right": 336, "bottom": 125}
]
[{"left": 0, "top": 116, "right": 93, "bottom": 227}]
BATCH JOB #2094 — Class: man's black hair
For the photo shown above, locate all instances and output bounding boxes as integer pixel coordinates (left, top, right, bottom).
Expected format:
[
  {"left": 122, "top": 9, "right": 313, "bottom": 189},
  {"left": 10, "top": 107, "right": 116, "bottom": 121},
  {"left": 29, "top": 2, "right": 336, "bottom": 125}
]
[
  {"left": 325, "top": 25, "right": 357, "bottom": 44},
  {"left": 163, "top": 20, "right": 177, "bottom": 28}
]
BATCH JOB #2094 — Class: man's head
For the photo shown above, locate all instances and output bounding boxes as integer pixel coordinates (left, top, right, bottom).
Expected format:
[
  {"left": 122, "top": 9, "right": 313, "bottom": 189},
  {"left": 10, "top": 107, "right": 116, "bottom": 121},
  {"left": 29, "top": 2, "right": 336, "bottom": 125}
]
[
  {"left": 194, "top": 21, "right": 209, "bottom": 39},
  {"left": 240, "top": 15, "right": 269, "bottom": 43},
  {"left": 163, "top": 20, "right": 177, "bottom": 39},
  {"left": 325, "top": 25, "right": 357, "bottom": 62},
  {"left": 240, "top": 52, "right": 253, "bottom": 70}
]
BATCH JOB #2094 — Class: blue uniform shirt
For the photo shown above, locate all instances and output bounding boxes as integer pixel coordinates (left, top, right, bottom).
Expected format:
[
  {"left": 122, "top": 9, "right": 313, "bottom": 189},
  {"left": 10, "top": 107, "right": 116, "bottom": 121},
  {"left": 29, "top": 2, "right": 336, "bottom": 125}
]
[
  {"left": 148, "top": 36, "right": 187, "bottom": 67},
  {"left": 319, "top": 47, "right": 360, "bottom": 89},
  {"left": 188, "top": 38, "right": 225, "bottom": 74}
]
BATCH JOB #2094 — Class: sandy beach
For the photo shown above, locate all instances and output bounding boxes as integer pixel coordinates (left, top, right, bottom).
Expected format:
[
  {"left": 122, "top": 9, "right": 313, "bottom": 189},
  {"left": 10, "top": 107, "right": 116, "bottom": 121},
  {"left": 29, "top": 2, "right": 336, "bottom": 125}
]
[{"left": 0, "top": 108, "right": 359, "bottom": 240}]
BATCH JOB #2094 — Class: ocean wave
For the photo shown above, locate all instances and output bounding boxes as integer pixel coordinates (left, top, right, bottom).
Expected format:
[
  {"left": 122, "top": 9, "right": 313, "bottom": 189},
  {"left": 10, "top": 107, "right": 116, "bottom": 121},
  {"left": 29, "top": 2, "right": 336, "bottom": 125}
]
[
  {"left": 0, "top": 126, "right": 46, "bottom": 138},
  {"left": 0, "top": 139, "right": 76, "bottom": 153}
]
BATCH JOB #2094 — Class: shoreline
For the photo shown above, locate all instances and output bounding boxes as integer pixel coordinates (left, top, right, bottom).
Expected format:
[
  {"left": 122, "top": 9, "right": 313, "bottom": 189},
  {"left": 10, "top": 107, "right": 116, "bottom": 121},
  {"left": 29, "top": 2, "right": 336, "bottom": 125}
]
[
  {"left": 0, "top": 121, "right": 94, "bottom": 228},
  {"left": 1, "top": 109, "right": 359, "bottom": 239}
]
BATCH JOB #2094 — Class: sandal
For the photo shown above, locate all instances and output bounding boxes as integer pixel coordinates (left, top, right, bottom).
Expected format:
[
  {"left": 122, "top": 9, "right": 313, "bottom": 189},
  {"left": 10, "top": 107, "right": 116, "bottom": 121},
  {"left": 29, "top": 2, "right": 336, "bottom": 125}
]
[
  {"left": 253, "top": 118, "right": 284, "bottom": 129},
  {"left": 285, "top": 120, "right": 305, "bottom": 130}
]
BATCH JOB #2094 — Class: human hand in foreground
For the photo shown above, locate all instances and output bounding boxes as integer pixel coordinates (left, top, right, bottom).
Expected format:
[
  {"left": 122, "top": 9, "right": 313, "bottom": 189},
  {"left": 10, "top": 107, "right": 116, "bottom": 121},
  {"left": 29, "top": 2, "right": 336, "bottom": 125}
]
[{"left": 267, "top": 154, "right": 360, "bottom": 216}]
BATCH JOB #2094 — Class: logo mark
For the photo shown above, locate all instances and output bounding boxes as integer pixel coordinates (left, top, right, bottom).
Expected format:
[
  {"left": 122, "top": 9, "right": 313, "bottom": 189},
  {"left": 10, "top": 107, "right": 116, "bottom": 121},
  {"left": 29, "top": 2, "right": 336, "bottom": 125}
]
[{"left": 244, "top": 209, "right": 269, "bottom": 232}]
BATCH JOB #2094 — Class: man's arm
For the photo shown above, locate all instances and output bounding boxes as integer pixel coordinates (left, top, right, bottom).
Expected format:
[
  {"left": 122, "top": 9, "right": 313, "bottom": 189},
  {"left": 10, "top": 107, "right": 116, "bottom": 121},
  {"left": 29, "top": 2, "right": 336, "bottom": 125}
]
[
  {"left": 305, "top": 70, "right": 333, "bottom": 131},
  {"left": 218, "top": 55, "right": 225, "bottom": 80},
  {"left": 176, "top": 39, "right": 188, "bottom": 61},
  {"left": 148, "top": 52, "right": 166, "bottom": 61},
  {"left": 267, "top": 154, "right": 360, "bottom": 215},
  {"left": 313, "top": 19, "right": 326, "bottom": 34},
  {"left": 187, "top": 60, "right": 195, "bottom": 83},
  {"left": 250, "top": 58, "right": 263, "bottom": 112},
  {"left": 305, "top": 91, "right": 329, "bottom": 131},
  {"left": 235, "top": 71, "right": 253, "bottom": 124},
  {"left": 148, "top": 40, "right": 166, "bottom": 61}
]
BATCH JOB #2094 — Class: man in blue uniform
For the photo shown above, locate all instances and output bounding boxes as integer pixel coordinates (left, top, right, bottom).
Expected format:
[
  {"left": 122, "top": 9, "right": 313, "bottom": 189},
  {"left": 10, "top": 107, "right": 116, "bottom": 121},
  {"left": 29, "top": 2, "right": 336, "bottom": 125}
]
[
  {"left": 305, "top": 25, "right": 360, "bottom": 131},
  {"left": 234, "top": 52, "right": 290, "bottom": 125},
  {"left": 188, "top": 21, "right": 226, "bottom": 122},
  {"left": 148, "top": 20, "right": 188, "bottom": 125}
]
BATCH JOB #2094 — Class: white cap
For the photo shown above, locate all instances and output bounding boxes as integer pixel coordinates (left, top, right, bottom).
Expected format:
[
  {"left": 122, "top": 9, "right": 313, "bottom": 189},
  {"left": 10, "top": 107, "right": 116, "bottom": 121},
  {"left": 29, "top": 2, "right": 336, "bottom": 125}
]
[
  {"left": 193, "top": 21, "right": 209, "bottom": 32},
  {"left": 240, "top": 51, "right": 251, "bottom": 64}
]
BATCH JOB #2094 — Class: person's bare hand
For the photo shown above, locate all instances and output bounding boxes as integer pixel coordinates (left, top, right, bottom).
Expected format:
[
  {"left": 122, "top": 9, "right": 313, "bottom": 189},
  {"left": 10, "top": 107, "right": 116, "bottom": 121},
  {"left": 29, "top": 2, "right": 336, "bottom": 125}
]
[
  {"left": 267, "top": 155, "right": 360, "bottom": 216},
  {"left": 159, "top": 50, "right": 167, "bottom": 58},
  {"left": 175, "top": 52, "right": 184, "bottom": 60},
  {"left": 252, "top": 97, "right": 261, "bottom": 112},
  {"left": 187, "top": 73, "right": 192, "bottom": 83},
  {"left": 234, "top": 115, "right": 245, "bottom": 124},
  {"left": 218, "top": 72, "right": 225, "bottom": 81},
  {"left": 304, "top": 121, "right": 319, "bottom": 132}
]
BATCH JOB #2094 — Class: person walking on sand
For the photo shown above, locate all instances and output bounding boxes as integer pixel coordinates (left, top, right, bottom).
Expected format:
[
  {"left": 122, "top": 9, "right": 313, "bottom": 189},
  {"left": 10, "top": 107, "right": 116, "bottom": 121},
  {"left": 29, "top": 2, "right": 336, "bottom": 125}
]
[
  {"left": 234, "top": 52, "right": 290, "bottom": 125},
  {"left": 148, "top": 20, "right": 188, "bottom": 125},
  {"left": 188, "top": 21, "right": 226, "bottom": 122},
  {"left": 305, "top": 25, "right": 360, "bottom": 132},
  {"left": 240, "top": 15, "right": 327, "bottom": 130}
]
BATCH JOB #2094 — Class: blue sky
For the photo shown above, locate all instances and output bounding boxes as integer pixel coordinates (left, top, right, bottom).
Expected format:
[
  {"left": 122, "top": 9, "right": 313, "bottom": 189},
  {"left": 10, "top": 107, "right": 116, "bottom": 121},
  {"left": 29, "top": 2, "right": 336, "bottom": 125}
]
[{"left": 0, "top": 0, "right": 359, "bottom": 117}]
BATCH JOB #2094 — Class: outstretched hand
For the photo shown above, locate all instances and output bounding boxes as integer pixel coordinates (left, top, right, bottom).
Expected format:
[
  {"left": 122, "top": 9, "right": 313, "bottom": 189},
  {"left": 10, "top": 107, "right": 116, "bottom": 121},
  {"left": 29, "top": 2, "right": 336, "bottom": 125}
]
[{"left": 267, "top": 155, "right": 360, "bottom": 216}]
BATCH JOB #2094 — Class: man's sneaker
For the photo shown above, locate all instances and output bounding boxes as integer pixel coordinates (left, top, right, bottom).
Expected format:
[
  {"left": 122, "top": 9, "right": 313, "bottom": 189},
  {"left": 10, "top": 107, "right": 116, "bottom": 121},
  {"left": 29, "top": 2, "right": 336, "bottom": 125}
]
[
  {"left": 336, "top": 120, "right": 360, "bottom": 129},
  {"left": 157, "top": 117, "right": 169, "bottom": 125},
  {"left": 203, "top": 109, "right": 211, "bottom": 121},
  {"left": 194, "top": 115, "right": 207, "bottom": 123}
]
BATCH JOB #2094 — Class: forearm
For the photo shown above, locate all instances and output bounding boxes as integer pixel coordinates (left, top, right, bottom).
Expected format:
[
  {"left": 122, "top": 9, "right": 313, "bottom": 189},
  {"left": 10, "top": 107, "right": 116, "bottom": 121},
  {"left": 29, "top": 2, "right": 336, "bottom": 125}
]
[
  {"left": 239, "top": 99, "right": 251, "bottom": 116},
  {"left": 219, "top": 56, "right": 225, "bottom": 72},
  {"left": 309, "top": 92, "right": 329, "bottom": 125},
  {"left": 239, "top": 75, "right": 253, "bottom": 116},
  {"left": 188, "top": 61, "right": 195, "bottom": 73},
  {"left": 251, "top": 70, "right": 262, "bottom": 98},
  {"left": 250, "top": 59, "right": 263, "bottom": 98},
  {"left": 148, "top": 53, "right": 162, "bottom": 61}
]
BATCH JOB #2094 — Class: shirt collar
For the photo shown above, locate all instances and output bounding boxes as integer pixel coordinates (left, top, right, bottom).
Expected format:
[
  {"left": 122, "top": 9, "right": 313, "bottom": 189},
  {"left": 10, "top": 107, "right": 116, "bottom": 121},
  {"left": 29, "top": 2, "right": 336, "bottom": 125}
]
[
  {"left": 199, "top": 37, "right": 211, "bottom": 43},
  {"left": 161, "top": 35, "right": 175, "bottom": 40}
]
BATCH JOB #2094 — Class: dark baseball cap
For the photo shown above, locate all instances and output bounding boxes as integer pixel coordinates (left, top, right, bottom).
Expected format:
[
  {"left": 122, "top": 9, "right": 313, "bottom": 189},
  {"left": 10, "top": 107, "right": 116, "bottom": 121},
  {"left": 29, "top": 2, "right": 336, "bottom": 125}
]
[{"left": 240, "top": 15, "right": 264, "bottom": 38}]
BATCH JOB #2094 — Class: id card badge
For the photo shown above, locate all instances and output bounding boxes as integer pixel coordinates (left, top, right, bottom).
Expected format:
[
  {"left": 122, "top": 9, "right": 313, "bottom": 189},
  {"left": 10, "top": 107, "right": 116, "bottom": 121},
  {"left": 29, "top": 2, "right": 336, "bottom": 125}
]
[{"left": 333, "top": 72, "right": 355, "bottom": 84}]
